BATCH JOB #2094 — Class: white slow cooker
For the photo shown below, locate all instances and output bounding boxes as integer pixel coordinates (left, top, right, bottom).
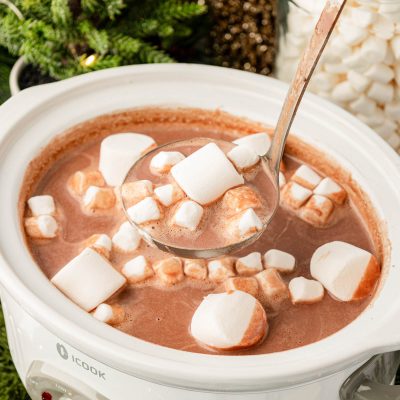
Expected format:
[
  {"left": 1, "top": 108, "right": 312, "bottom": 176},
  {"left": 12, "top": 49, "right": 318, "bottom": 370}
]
[{"left": 1, "top": 64, "right": 400, "bottom": 400}]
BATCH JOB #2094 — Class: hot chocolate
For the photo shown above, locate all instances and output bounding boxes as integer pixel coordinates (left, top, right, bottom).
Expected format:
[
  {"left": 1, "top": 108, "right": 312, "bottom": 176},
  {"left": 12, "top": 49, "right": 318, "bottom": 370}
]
[{"left": 20, "top": 107, "right": 382, "bottom": 355}]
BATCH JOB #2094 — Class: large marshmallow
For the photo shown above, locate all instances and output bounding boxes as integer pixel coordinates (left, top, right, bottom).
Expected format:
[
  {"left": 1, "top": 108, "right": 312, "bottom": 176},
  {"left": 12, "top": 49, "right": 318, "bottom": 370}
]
[
  {"left": 68, "top": 170, "right": 105, "bottom": 196},
  {"left": 150, "top": 151, "right": 185, "bottom": 174},
  {"left": 289, "top": 277, "right": 324, "bottom": 305},
  {"left": 236, "top": 252, "right": 263, "bottom": 276},
  {"left": 122, "top": 255, "right": 154, "bottom": 283},
  {"left": 92, "top": 303, "right": 125, "bottom": 325},
  {"left": 127, "top": 197, "right": 162, "bottom": 224},
  {"left": 190, "top": 291, "right": 267, "bottom": 350},
  {"left": 112, "top": 221, "right": 141, "bottom": 253},
  {"left": 208, "top": 258, "right": 235, "bottom": 283},
  {"left": 300, "top": 195, "right": 334, "bottom": 226},
  {"left": 263, "top": 249, "right": 296, "bottom": 274},
  {"left": 153, "top": 257, "right": 184, "bottom": 285},
  {"left": 154, "top": 183, "right": 184, "bottom": 207},
  {"left": 173, "top": 200, "right": 203, "bottom": 231},
  {"left": 310, "top": 241, "right": 380, "bottom": 302},
  {"left": 225, "top": 277, "right": 259, "bottom": 298},
  {"left": 171, "top": 143, "right": 244, "bottom": 205},
  {"left": 51, "top": 248, "right": 126, "bottom": 311},
  {"left": 281, "top": 182, "right": 312, "bottom": 209},
  {"left": 227, "top": 145, "right": 260, "bottom": 171},
  {"left": 291, "top": 165, "right": 322, "bottom": 190},
  {"left": 237, "top": 208, "right": 263, "bottom": 237},
  {"left": 183, "top": 259, "right": 207, "bottom": 280},
  {"left": 232, "top": 132, "right": 271, "bottom": 156},
  {"left": 222, "top": 186, "right": 262, "bottom": 215},
  {"left": 120, "top": 180, "right": 153, "bottom": 207},
  {"left": 255, "top": 269, "right": 289, "bottom": 310},
  {"left": 24, "top": 215, "right": 58, "bottom": 239},
  {"left": 27, "top": 195, "right": 56, "bottom": 217},
  {"left": 99, "top": 133, "right": 156, "bottom": 186}
]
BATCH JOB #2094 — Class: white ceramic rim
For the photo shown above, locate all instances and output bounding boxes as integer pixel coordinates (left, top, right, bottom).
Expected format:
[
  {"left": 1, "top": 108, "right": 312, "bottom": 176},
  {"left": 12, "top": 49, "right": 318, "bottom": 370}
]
[
  {"left": 1, "top": 64, "right": 400, "bottom": 393},
  {"left": 8, "top": 56, "right": 25, "bottom": 96}
]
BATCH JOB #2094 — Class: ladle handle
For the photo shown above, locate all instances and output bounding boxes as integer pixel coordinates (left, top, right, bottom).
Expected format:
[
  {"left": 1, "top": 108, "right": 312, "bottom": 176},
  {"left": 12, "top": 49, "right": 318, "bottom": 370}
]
[{"left": 267, "top": 0, "right": 347, "bottom": 174}]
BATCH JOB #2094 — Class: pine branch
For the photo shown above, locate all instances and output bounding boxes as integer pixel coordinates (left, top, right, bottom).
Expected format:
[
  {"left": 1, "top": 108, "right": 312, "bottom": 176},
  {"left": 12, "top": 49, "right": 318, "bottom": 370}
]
[
  {"left": 79, "top": 21, "right": 109, "bottom": 55},
  {"left": 137, "top": 42, "right": 174, "bottom": 64},
  {"left": 51, "top": 0, "right": 73, "bottom": 26},
  {"left": 155, "top": 1, "right": 207, "bottom": 21}
]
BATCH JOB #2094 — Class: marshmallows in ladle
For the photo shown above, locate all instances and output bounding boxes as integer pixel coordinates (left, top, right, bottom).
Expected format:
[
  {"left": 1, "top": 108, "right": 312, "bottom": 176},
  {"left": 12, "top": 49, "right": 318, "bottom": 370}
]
[
  {"left": 310, "top": 241, "right": 380, "bottom": 301},
  {"left": 232, "top": 132, "right": 271, "bottom": 156},
  {"left": 127, "top": 197, "right": 162, "bottom": 224},
  {"left": 150, "top": 151, "right": 185, "bottom": 174},
  {"left": 173, "top": 200, "right": 204, "bottom": 231},
  {"left": 190, "top": 290, "right": 267, "bottom": 350}
]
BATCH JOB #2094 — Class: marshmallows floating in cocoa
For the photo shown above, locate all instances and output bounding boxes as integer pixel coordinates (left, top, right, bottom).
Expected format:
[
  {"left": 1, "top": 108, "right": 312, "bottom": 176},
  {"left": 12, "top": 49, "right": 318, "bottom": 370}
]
[
  {"left": 232, "top": 132, "right": 271, "bottom": 156},
  {"left": 150, "top": 151, "right": 185, "bottom": 174},
  {"left": 27, "top": 195, "right": 56, "bottom": 217}
]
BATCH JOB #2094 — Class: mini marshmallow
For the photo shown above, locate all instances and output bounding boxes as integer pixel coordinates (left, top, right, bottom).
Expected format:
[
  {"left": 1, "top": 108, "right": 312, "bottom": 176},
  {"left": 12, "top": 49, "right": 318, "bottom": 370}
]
[
  {"left": 153, "top": 257, "right": 184, "bottom": 285},
  {"left": 232, "top": 132, "right": 271, "bottom": 156},
  {"left": 372, "top": 15, "right": 395, "bottom": 40},
  {"left": 127, "top": 197, "right": 161, "bottom": 224},
  {"left": 347, "top": 70, "right": 371, "bottom": 93},
  {"left": 368, "top": 82, "right": 394, "bottom": 104},
  {"left": 263, "top": 249, "right": 296, "bottom": 274},
  {"left": 331, "top": 81, "right": 359, "bottom": 103},
  {"left": 171, "top": 143, "right": 243, "bottom": 205},
  {"left": 85, "top": 234, "right": 112, "bottom": 259},
  {"left": 288, "top": 277, "right": 324, "bottom": 305},
  {"left": 281, "top": 182, "right": 312, "bottom": 209},
  {"left": 112, "top": 221, "right": 141, "bottom": 253},
  {"left": 190, "top": 291, "right": 267, "bottom": 350},
  {"left": 349, "top": 96, "right": 377, "bottom": 115},
  {"left": 387, "top": 133, "right": 400, "bottom": 149},
  {"left": 183, "top": 259, "right": 207, "bottom": 280},
  {"left": 120, "top": 180, "right": 153, "bottom": 207},
  {"left": 150, "top": 151, "right": 185, "bottom": 174},
  {"left": 27, "top": 195, "right": 56, "bottom": 217},
  {"left": 236, "top": 252, "right": 263, "bottom": 276},
  {"left": 291, "top": 165, "right": 322, "bottom": 190},
  {"left": 173, "top": 200, "right": 203, "bottom": 231},
  {"left": 384, "top": 101, "right": 400, "bottom": 120},
  {"left": 237, "top": 208, "right": 263, "bottom": 237},
  {"left": 68, "top": 170, "right": 105, "bottom": 196},
  {"left": 324, "top": 62, "right": 348, "bottom": 74},
  {"left": 154, "top": 183, "right": 184, "bottom": 207},
  {"left": 225, "top": 277, "right": 259, "bottom": 298},
  {"left": 375, "top": 119, "right": 398, "bottom": 139},
  {"left": 222, "top": 186, "right": 262, "bottom": 214},
  {"left": 365, "top": 63, "right": 395, "bottom": 84},
  {"left": 300, "top": 195, "right": 334, "bottom": 226},
  {"left": 356, "top": 108, "right": 385, "bottom": 127},
  {"left": 25, "top": 215, "right": 58, "bottom": 239},
  {"left": 338, "top": 22, "right": 367, "bottom": 46},
  {"left": 313, "top": 177, "right": 346, "bottom": 205},
  {"left": 310, "top": 71, "right": 339, "bottom": 92},
  {"left": 350, "top": 6, "right": 376, "bottom": 28},
  {"left": 99, "top": 133, "right": 156, "bottom": 186},
  {"left": 255, "top": 269, "right": 289, "bottom": 310},
  {"left": 343, "top": 51, "right": 370, "bottom": 73},
  {"left": 122, "top": 255, "right": 154, "bottom": 283},
  {"left": 279, "top": 172, "right": 286, "bottom": 189},
  {"left": 51, "top": 248, "right": 126, "bottom": 311},
  {"left": 227, "top": 145, "right": 260, "bottom": 171},
  {"left": 83, "top": 186, "right": 116, "bottom": 211},
  {"left": 208, "top": 258, "right": 236, "bottom": 283},
  {"left": 360, "top": 36, "right": 388, "bottom": 65},
  {"left": 391, "top": 36, "right": 400, "bottom": 60},
  {"left": 310, "top": 241, "right": 380, "bottom": 302},
  {"left": 92, "top": 303, "right": 125, "bottom": 325}
]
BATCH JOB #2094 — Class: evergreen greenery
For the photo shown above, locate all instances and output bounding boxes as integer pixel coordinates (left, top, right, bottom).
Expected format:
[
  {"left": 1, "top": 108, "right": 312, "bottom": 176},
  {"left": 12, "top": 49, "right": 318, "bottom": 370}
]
[
  {"left": 0, "top": 48, "right": 14, "bottom": 103},
  {"left": 0, "top": 0, "right": 207, "bottom": 80}
]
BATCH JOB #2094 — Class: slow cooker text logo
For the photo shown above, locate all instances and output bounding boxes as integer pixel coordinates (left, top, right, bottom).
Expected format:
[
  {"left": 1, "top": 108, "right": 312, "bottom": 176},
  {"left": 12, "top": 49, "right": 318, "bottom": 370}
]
[{"left": 56, "top": 343, "right": 106, "bottom": 380}]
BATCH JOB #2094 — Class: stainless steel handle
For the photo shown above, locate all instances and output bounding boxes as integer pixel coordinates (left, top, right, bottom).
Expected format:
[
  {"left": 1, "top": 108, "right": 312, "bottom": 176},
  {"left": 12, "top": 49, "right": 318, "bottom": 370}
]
[{"left": 340, "top": 351, "right": 400, "bottom": 400}]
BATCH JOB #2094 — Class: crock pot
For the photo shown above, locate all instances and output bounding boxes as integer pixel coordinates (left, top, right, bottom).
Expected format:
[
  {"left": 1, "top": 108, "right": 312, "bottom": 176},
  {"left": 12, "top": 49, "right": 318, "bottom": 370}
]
[{"left": 1, "top": 64, "right": 400, "bottom": 400}]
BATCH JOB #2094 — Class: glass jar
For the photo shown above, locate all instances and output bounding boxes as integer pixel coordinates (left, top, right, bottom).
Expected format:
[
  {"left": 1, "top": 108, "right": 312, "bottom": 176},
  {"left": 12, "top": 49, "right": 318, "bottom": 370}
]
[{"left": 276, "top": 0, "right": 400, "bottom": 151}]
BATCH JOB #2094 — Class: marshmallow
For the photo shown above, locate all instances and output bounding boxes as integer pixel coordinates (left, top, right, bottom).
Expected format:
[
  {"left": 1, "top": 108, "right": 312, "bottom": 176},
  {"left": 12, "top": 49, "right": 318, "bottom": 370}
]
[
  {"left": 279, "top": 172, "right": 286, "bottom": 189},
  {"left": 171, "top": 143, "right": 244, "bottom": 205},
  {"left": 99, "top": 133, "right": 156, "bottom": 186},
  {"left": 232, "top": 132, "right": 271, "bottom": 156},
  {"left": 331, "top": 81, "right": 359, "bottom": 103},
  {"left": 222, "top": 186, "right": 262, "bottom": 214},
  {"left": 25, "top": 215, "right": 58, "bottom": 239},
  {"left": 291, "top": 165, "right": 322, "bottom": 190},
  {"left": 120, "top": 180, "right": 153, "bottom": 207},
  {"left": 153, "top": 257, "right": 184, "bottom": 285},
  {"left": 122, "top": 255, "right": 154, "bottom": 283},
  {"left": 288, "top": 277, "right": 324, "bottom": 305},
  {"left": 360, "top": 36, "right": 388, "bottom": 64},
  {"left": 227, "top": 145, "right": 260, "bottom": 171},
  {"left": 85, "top": 234, "right": 112, "bottom": 259},
  {"left": 225, "top": 277, "right": 259, "bottom": 298},
  {"left": 391, "top": 36, "right": 400, "bottom": 60},
  {"left": 68, "top": 170, "right": 105, "bottom": 196},
  {"left": 190, "top": 291, "right": 267, "bottom": 350},
  {"left": 150, "top": 151, "right": 185, "bottom": 174},
  {"left": 92, "top": 303, "right": 125, "bottom": 325},
  {"left": 310, "top": 71, "right": 339, "bottom": 92},
  {"left": 112, "top": 221, "right": 141, "bottom": 253},
  {"left": 281, "top": 182, "right": 312, "bottom": 209},
  {"left": 385, "top": 102, "right": 400, "bottom": 120},
  {"left": 365, "top": 63, "right": 395, "bottom": 84},
  {"left": 83, "top": 186, "right": 116, "bottom": 211},
  {"left": 255, "top": 269, "right": 289, "bottom": 310},
  {"left": 368, "top": 82, "right": 394, "bottom": 104},
  {"left": 324, "top": 62, "right": 348, "bottom": 74},
  {"left": 349, "top": 96, "right": 377, "bottom": 115},
  {"left": 343, "top": 51, "right": 370, "bottom": 73},
  {"left": 328, "top": 36, "right": 352, "bottom": 59},
  {"left": 27, "top": 195, "right": 56, "bottom": 217},
  {"left": 384, "top": 47, "right": 395, "bottom": 65},
  {"left": 338, "top": 22, "right": 367, "bottom": 46},
  {"left": 375, "top": 119, "right": 398, "bottom": 139},
  {"left": 263, "top": 249, "right": 296, "bottom": 274},
  {"left": 372, "top": 15, "right": 395, "bottom": 40},
  {"left": 154, "top": 183, "right": 184, "bottom": 207},
  {"left": 127, "top": 197, "right": 162, "bottom": 224},
  {"left": 300, "top": 195, "right": 334, "bottom": 226},
  {"left": 183, "top": 259, "right": 207, "bottom": 280},
  {"left": 313, "top": 177, "right": 346, "bottom": 205},
  {"left": 51, "top": 248, "right": 126, "bottom": 311},
  {"left": 237, "top": 208, "right": 263, "bottom": 237},
  {"left": 236, "top": 252, "right": 263, "bottom": 276},
  {"left": 387, "top": 133, "right": 400, "bottom": 149},
  {"left": 310, "top": 241, "right": 380, "bottom": 301},
  {"left": 208, "top": 258, "right": 236, "bottom": 283},
  {"left": 347, "top": 71, "right": 371, "bottom": 93},
  {"left": 173, "top": 200, "right": 203, "bottom": 231},
  {"left": 350, "top": 6, "right": 376, "bottom": 28},
  {"left": 356, "top": 108, "right": 385, "bottom": 127}
]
